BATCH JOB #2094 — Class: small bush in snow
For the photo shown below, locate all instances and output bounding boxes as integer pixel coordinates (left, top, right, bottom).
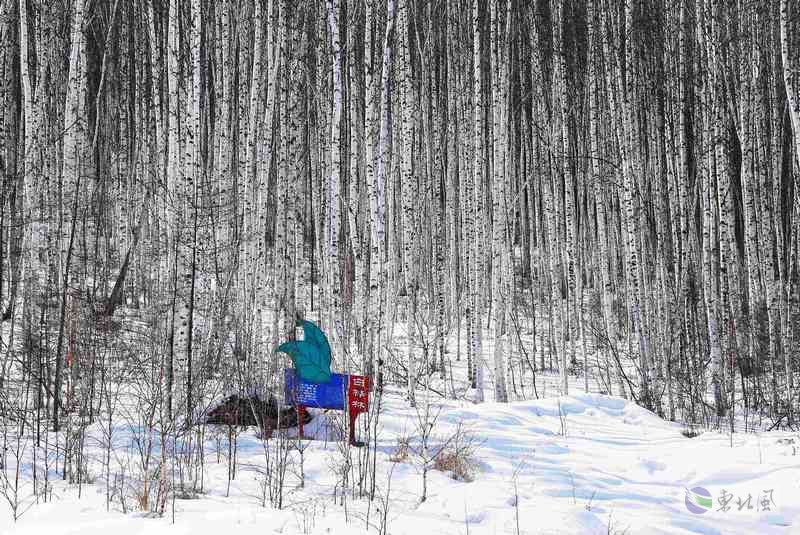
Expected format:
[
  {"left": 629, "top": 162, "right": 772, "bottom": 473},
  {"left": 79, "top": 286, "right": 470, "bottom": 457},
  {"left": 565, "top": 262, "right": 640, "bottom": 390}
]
[
  {"left": 390, "top": 435, "right": 411, "bottom": 463},
  {"left": 432, "top": 429, "right": 481, "bottom": 482},
  {"left": 432, "top": 449, "right": 477, "bottom": 482}
]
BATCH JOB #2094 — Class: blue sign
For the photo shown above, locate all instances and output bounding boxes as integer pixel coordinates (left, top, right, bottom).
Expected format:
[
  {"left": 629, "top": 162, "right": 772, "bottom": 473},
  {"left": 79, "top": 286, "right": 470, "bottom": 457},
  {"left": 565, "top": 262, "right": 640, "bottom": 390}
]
[{"left": 284, "top": 368, "right": 347, "bottom": 410}]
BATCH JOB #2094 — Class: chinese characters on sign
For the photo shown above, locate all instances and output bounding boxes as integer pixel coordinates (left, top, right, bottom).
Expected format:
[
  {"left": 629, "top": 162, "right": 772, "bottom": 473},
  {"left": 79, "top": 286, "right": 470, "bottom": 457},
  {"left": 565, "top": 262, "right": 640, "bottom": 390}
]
[
  {"left": 347, "top": 374, "right": 370, "bottom": 417},
  {"left": 284, "top": 369, "right": 347, "bottom": 409}
]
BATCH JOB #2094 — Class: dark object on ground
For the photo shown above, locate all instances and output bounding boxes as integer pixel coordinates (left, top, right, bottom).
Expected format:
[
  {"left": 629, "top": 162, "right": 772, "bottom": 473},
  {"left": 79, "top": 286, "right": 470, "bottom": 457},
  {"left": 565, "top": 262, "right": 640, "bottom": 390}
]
[
  {"left": 204, "top": 394, "right": 312, "bottom": 429},
  {"left": 681, "top": 428, "right": 702, "bottom": 438}
]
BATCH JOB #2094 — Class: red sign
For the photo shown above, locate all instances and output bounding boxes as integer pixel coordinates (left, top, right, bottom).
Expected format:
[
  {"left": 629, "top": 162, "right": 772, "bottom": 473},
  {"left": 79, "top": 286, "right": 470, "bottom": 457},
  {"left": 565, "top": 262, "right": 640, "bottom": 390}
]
[
  {"left": 347, "top": 374, "right": 370, "bottom": 416},
  {"left": 346, "top": 374, "right": 370, "bottom": 446}
]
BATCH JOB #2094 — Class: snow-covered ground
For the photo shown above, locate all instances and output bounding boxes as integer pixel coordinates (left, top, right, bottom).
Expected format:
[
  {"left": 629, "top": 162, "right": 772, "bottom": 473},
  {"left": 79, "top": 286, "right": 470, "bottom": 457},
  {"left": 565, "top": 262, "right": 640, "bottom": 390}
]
[{"left": 1, "top": 385, "right": 798, "bottom": 535}]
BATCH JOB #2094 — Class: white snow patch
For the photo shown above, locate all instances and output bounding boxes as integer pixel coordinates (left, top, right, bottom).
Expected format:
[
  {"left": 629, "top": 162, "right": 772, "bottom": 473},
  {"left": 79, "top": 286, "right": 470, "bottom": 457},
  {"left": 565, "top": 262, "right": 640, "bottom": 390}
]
[{"left": 1, "top": 391, "right": 798, "bottom": 534}]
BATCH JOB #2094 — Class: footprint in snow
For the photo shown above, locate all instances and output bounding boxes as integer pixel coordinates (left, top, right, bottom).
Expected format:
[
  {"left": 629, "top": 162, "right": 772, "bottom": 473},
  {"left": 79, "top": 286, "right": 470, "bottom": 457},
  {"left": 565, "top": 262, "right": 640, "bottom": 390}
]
[
  {"left": 540, "top": 443, "right": 569, "bottom": 454},
  {"left": 464, "top": 510, "right": 486, "bottom": 524},
  {"left": 638, "top": 458, "right": 666, "bottom": 474}
]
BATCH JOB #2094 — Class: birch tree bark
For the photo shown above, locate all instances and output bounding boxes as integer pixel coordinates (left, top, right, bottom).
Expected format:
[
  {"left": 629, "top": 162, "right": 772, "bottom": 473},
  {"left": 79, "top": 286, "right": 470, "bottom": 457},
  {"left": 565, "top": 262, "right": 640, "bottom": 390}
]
[
  {"left": 54, "top": 0, "right": 88, "bottom": 430},
  {"left": 587, "top": 0, "right": 622, "bottom": 398},
  {"left": 783, "top": 0, "right": 800, "bottom": 168},
  {"left": 166, "top": 0, "right": 183, "bottom": 416},
  {"left": 779, "top": 0, "right": 797, "bottom": 405},
  {"left": 368, "top": 0, "right": 395, "bottom": 388},
  {"left": 326, "top": 0, "right": 344, "bottom": 366},
  {"left": 469, "top": 0, "right": 484, "bottom": 401},
  {"left": 396, "top": 0, "right": 417, "bottom": 405},
  {"left": 490, "top": 0, "right": 510, "bottom": 403},
  {"left": 698, "top": 0, "right": 725, "bottom": 416}
]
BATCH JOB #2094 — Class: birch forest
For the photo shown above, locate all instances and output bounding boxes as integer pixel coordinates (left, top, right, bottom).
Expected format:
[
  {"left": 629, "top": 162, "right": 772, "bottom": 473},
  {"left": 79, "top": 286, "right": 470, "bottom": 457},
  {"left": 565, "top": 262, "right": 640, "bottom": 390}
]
[{"left": 1, "top": 0, "right": 800, "bottom": 519}]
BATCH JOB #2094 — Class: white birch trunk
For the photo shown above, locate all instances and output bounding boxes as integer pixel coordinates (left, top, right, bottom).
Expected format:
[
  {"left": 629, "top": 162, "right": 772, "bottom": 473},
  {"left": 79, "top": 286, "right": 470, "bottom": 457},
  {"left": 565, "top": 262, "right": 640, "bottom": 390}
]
[
  {"left": 326, "top": 0, "right": 344, "bottom": 365},
  {"left": 490, "top": 0, "right": 510, "bottom": 403},
  {"left": 368, "top": 0, "right": 395, "bottom": 384},
  {"left": 470, "top": 0, "right": 484, "bottom": 402}
]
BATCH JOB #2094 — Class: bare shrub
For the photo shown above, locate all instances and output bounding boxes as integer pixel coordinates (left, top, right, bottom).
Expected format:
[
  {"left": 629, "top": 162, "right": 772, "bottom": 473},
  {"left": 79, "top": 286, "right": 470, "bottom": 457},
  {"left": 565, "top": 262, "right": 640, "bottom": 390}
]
[
  {"left": 432, "top": 426, "right": 481, "bottom": 482},
  {"left": 389, "top": 435, "right": 410, "bottom": 463}
]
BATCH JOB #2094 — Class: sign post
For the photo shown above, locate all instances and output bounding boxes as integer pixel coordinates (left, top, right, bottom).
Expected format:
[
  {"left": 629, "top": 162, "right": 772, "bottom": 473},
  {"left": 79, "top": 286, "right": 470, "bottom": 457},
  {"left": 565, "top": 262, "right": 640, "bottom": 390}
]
[
  {"left": 278, "top": 320, "right": 370, "bottom": 446},
  {"left": 285, "top": 369, "right": 370, "bottom": 446}
]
